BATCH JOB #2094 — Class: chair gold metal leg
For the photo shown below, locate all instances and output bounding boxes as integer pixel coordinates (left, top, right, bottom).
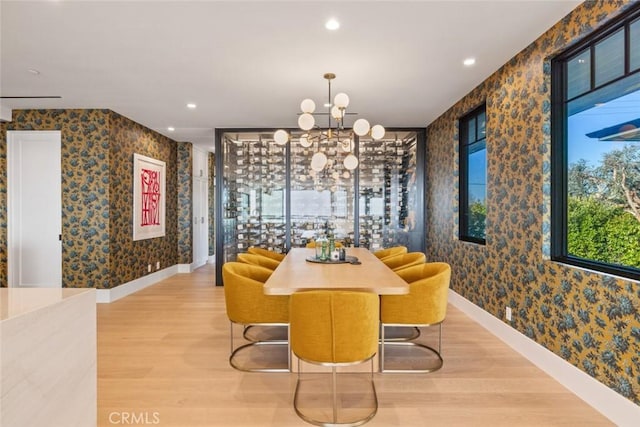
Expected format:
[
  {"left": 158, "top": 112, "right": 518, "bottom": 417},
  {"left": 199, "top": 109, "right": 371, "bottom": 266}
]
[
  {"left": 228, "top": 321, "right": 290, "bottom": 372},
  {"left": 380, "top": 326, "right": 421, "bottom": 342},
  {"left": 379, "top": 323, "right": 385, "bottom": 372},
  {"left": 242, "top": 324, "right": 289, "bottom": 343},
  {"left": 293, "top": 356, "right": 378, "bottom": 426},
  {"left": 332, "top": 366, "right": 338, "bottom": 424},
  {"left": 380, "top": 322, "right": 444, "bottom": 373}
]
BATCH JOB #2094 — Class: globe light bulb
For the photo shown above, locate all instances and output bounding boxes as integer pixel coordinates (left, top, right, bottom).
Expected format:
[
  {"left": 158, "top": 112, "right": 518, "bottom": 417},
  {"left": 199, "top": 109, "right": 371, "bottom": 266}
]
[
  {"left": 341, "top": 138, "right": 353, "bottom": 152},
  {"left": 300, "top": 134, "right": 313, "bottom": 148},
  {"left": 310, "top": 152, "right": 328, "bottom": 171},
  {"left": 331, "top": 106, "right": 343, "bottom": 120},
  {"left": 300, "top": 98, "right": 316, "bottom": 113},
  {"left": 343, "top": 154, "right": 359, "bottom": 170},
  {"left": 353, "top": 118, "right": 370, "bottom": 136},
  {"left": 298, "top": 113, "right": 315, "bottom": 131},
  {"left": 371, "top": 124, "right": 385, "bottom": 140},
  {"left": 334, "top": 92, "right": 349, "bottom": 109},
  {"left": 274, "top": 129, "right": 288, "bottom": 145}
]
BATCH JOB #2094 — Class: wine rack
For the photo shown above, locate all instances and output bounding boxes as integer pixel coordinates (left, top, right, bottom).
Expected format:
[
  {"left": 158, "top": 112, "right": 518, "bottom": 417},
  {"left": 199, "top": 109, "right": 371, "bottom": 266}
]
[
  {"left": 220, "top": 130, "right": 420, "bottom": 264},
  {"left": 222, "top": 134, "right": 287, "bottom": 262},
  {"left": 358, "top": 133, "right": 418, "bottom": 250}
]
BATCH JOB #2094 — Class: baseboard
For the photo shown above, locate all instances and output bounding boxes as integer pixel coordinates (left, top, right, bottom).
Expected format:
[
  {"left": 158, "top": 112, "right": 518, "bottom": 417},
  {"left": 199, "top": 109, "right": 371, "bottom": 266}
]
[
  {"left": 207, "top": 255, "right": 215, "bottom": 264},
  {"left": 96, "top": 266, "right": 179, "bottom": 303},
  {"left": 448, "top": 290, "right": 640, "bottom": 426},
  {"left": 177, "top": 258, "right": 208, "bottom": 273},
  {"left": 177, "top": 264, "right": 193, "bottom": 273}
]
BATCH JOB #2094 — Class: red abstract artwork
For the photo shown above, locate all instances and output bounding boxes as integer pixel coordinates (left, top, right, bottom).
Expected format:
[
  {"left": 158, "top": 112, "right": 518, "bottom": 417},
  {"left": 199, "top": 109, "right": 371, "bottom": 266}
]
[{"left": 140, "top": 168, "right": 161, "bottom": 226}]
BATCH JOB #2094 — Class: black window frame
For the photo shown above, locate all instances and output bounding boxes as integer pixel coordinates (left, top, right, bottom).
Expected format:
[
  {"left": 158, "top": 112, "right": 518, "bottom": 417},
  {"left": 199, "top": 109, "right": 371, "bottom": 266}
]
[
  {"left": 459, "top": 104, "right": 487, "bottom": 245},
  {"left": 551, "top": 4, "right": 640, "bottom": 281}
]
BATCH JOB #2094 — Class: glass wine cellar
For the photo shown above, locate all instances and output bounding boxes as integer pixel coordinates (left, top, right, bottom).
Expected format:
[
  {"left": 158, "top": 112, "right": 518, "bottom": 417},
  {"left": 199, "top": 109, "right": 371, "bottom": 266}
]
[{"left": 214, "top": 129, "right": 425, "bottom": 284}]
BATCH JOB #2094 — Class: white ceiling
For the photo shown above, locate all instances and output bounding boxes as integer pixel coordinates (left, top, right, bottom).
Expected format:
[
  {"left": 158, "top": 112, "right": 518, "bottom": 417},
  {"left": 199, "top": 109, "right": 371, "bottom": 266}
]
[{"left": 0, "top": 0, "right": 582, "bottom": 152}]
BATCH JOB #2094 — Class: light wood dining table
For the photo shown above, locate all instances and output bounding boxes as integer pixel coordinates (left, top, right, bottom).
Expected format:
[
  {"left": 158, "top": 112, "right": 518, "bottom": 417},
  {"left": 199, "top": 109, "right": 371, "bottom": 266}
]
[{"left": 263, "top": 247, "right": 409, "bottom": 295}]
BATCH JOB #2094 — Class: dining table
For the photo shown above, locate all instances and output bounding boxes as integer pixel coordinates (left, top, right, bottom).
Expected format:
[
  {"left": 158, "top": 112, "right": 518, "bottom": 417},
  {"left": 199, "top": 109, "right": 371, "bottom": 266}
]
[{"left": 263, "top": 247, "right": 409, "bottom": 295}]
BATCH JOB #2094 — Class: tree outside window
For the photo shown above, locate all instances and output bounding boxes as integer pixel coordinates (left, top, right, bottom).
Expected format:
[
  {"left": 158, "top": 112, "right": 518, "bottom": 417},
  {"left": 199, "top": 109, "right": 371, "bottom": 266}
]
[
  {"left": 460, "top": 105, "right": 487, "bottom": 244},
  {"left": 553, "top": 9, "right": 640, "bottom": 279}
]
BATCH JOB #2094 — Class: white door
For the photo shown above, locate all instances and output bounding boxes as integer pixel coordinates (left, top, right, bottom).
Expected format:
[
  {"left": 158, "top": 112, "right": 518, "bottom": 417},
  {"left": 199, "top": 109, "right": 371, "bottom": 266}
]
[{"left": 7, "top": 131, "right": 62, "bottom": 287}]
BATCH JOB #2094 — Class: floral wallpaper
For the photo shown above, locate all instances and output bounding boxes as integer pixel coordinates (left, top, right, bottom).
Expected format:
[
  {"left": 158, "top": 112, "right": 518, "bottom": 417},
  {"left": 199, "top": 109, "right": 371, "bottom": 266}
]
[
  {"left": 178, "top": 142, "right": 193, "bottom": 264},
  {"left": 0, "top": 109, "right": 181, "bottom": 289},
  {"left": 0, "top": 109, "right": 111, "bottom": 288},
  {"left": 426, "top": 1, "right": 640, "bottom": 405},
  {"left": 107, "top": 112, "right": 178, "bottom": 287}
]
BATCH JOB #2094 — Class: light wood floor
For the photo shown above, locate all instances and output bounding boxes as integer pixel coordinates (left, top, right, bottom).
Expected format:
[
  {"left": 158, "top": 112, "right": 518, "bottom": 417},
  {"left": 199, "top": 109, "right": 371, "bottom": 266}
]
[{"left": 97, "top": 264, "right": 612, "bottom": 426}]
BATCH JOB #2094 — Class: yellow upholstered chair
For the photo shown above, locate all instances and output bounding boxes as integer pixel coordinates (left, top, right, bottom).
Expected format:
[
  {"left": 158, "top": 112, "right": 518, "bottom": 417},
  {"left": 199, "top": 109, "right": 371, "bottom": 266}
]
[
  {"left": 305, "top": 240, "right": 344, "bottom": 248},
  {"left": 247, "top": 246, "right": 285, "bottom": 262},
  {"left": 222, "top": 262, "right": 289, "bottom": 372},
  {"left": 373, "top": 246, "right": 407, "bottom": 261},
  {"left": 380, "top": 262, "right": 451, "bottom": 373},
  {"left": 290, "top": 290, "right": 379, "bottom": 426},
  {"left": 381, "top": 252, "right": 426, "bottom": 272},
  {"left": 237, "top": 252, "right": 281, "bottom": 271}
]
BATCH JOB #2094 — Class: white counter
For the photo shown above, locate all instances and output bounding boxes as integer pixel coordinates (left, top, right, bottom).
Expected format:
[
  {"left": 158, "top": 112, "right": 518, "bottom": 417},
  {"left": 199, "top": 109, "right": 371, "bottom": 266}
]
[{"left": 1, "top": 288, "right": 96, "bottom": 427}]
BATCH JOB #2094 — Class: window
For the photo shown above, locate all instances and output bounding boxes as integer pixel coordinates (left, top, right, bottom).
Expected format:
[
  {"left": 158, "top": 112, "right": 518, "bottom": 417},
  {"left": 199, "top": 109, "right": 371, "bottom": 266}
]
[
  {"left": 459, "top": 105, "right": 487, "bottom": 244},
  {"left": 552, "top": 6, "right": 640, "bottom": 280}
]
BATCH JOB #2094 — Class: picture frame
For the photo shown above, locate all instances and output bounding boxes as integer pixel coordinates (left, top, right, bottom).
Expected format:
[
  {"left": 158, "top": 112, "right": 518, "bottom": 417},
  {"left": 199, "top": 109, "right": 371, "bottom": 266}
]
[{"left": 133, "top": 153, "right": 166, "bottom": 241}]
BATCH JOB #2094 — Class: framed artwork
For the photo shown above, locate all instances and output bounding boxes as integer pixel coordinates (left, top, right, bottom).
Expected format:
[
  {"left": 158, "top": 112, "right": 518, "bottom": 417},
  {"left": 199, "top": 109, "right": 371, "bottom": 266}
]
[{"left": 133, "top": 153, "right": 166, "bottom": 241}]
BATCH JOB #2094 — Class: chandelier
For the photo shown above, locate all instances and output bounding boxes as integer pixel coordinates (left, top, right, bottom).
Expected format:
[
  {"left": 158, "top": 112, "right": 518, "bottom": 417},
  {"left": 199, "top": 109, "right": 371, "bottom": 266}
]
[{"left": 273, "top": 73, "right": 385, "bottom": 173}]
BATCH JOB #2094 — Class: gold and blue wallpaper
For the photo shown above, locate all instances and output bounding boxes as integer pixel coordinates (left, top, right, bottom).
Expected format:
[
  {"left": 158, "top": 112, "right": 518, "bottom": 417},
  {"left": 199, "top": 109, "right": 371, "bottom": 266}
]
[
  {"left": 426, "top": 1, "right": 639, "bottom": 405},
  {"left": 178, "top": 141, "right": 193, "bottom": 264},
  {"left": 1, "top": 109, "right": 111, "bottom": 288},
  {"left": 0, "top": 109, "right": 180, "bottom": 289},
  {"left": 108, "top": 111, "right": 178, "bottom": 287}
]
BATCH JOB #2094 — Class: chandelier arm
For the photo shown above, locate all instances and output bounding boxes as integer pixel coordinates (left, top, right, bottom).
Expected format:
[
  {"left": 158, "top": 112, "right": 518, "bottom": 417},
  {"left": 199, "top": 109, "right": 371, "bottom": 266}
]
[
  {"left": 327, "top": 75, "right": 332, "bottom": 130},
  {"left": 293, "top": 72, "right": 382, "bottom": 175}
]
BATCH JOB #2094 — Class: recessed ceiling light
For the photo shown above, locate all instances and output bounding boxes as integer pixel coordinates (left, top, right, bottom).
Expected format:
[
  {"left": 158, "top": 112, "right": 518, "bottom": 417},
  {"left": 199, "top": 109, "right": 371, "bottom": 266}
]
[
  {"left": 463, "top": 58, "right": 476, "bottom": 66},
  {"left": 187, "top": 103, "right": 197, "bottom": 109},
  {"left": 325, "top": 18, "right": 340, "bottom": 31},
  {"left": 167, "top": 127, "right": 175, "bottom": 132}
]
